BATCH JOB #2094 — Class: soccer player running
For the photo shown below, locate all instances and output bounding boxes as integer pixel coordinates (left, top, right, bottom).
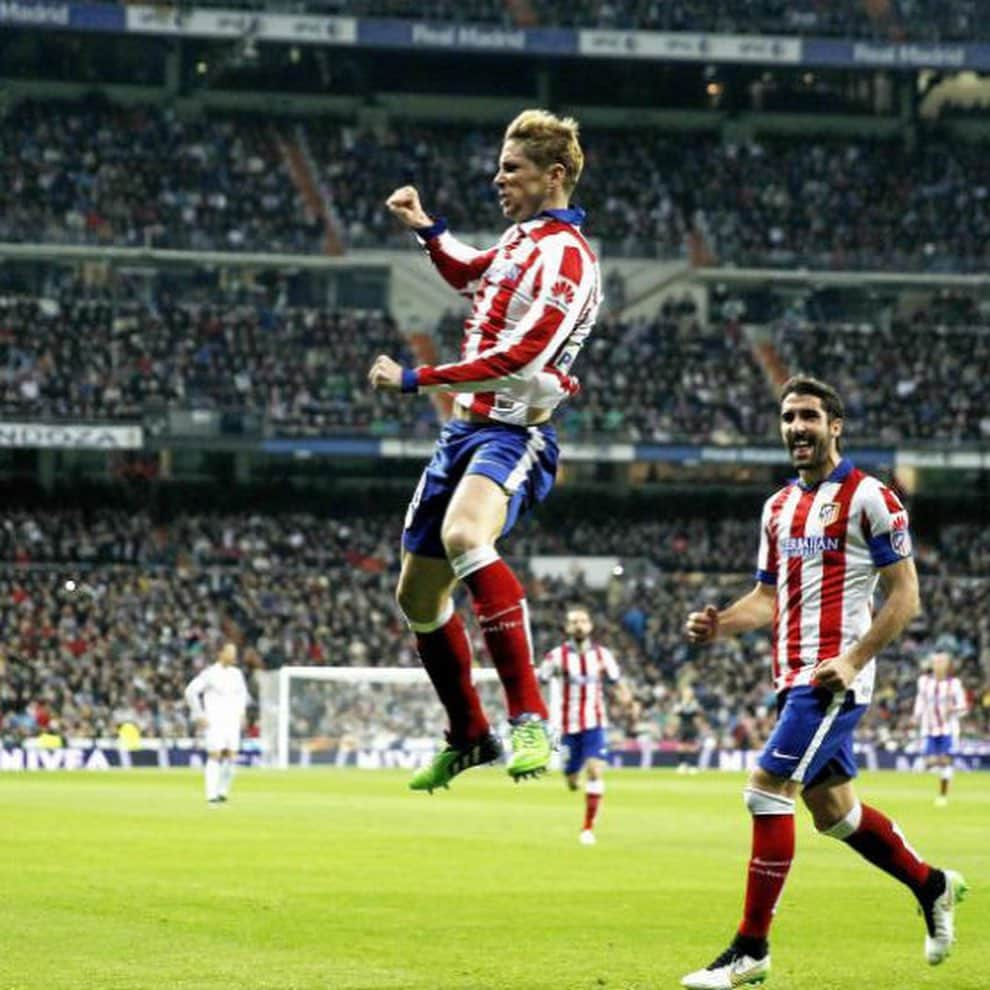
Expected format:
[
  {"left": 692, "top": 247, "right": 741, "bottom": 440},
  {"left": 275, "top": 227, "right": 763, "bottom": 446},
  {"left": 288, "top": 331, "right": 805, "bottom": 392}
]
[
  {"left": 368, "top": 110, "right": 601, "bottom": 792},
  {"left": 539, "top": 605, "right": 634, "bottom": 844},
  {"left": 912, "top": 651, "right": 967, "bottom": 807},
  {"left": 184, "top": 641, "right": 250, "bottom": 805},
  {"left": 680, "top": 376, "right": 967, "bottom": 989}
]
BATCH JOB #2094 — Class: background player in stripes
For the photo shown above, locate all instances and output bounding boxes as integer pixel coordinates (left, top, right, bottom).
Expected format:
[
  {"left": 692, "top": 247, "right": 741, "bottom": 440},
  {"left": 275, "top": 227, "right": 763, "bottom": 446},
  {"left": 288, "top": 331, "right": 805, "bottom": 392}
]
[
  {"left": 368, "top": 109, "right": 601, "bottom": 793},
  {"left": 184, "top": 641, "right": 249, "bottom": 805},
  {"left": 540, "top": 604, "right": 634, "bottom": 844},
  {"left": 680, "top": 375, "right": 967, "bottom": 990},
  {"left": 912, "top": 651, "right": 968, "bottom": 807}
]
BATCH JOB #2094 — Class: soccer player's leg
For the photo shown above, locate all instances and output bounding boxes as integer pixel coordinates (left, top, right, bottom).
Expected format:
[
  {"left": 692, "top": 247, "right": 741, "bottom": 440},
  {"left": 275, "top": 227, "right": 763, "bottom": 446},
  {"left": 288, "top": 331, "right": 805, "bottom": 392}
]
[
  {"left": 399, "top": 439, "right": 503, "bottom": 793},
  {"left": 685, "top": 687, "right": 859, "bottom": 988},
  {"left": 807, "top": 727, "right": 968, "bottom": 965},
  {"left": 203, "top": 727, "right": 223, "bottom": 804},
  {"left": 442, "top": 427, "right": 559, "bottom": 780},
  {"left": 580, "top": 744, "right": 607, "bottom": 845}
]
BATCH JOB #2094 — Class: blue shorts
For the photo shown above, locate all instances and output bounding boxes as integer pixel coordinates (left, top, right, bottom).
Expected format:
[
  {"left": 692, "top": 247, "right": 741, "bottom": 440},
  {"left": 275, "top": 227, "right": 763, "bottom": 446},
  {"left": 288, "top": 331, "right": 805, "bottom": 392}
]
[
  {"left": 562, "top": 727, "right": 608, "bottom": 775},
  {"left": 402, "top": 419, "right": 559, "bottom": 559},
  {"left": 759, "top": 685, "right": 868, "bottom": 788},
  {"left": 924, "top": 734, "right": 955, "bottom": 758}
]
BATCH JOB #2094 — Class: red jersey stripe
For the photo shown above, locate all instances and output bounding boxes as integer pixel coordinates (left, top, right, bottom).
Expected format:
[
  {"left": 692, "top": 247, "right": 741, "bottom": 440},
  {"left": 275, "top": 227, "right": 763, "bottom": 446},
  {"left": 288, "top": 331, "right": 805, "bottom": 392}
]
[{"left": 786, "top": 489, "right": 817, "bottom": 669}]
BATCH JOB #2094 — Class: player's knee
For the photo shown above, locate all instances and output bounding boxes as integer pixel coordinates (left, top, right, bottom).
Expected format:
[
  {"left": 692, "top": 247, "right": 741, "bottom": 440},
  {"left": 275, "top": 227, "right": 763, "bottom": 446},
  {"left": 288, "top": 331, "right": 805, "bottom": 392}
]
[
  {"left": 817, "top": 799, "right": 862, "bottom": 839},
  {"left": 743, "top": 786, "right": 795, "bottom": 817},
  {"left": 440, "top": 519, "right": 485, "bottom": 560}
]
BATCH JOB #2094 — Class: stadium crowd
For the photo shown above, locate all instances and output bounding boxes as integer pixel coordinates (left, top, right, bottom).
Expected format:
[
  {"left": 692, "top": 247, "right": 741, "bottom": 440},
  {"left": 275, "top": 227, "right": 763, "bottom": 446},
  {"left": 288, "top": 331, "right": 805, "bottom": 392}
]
[
  {"left": 6, "top": 99, "right": 990, "bottom": 272},
  {"left": 162, "top": 0, "right": 988, "bottom": 42},
  {"left": 5, "top": 286, "right": 990, "bottom": 443},
  {"left": 1, "top": 509, "right": 986, "bottom": 756}
]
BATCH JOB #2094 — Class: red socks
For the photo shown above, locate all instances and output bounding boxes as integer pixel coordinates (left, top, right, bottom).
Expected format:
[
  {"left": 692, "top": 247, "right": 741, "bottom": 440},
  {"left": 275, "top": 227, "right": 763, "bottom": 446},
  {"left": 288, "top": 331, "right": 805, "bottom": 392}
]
[
  {"left": 454, "top": 549, "right": 548, "bottom": 720},
  {"left": 584, "top": 779, "right": 605, "bottom": 831},
  {"left": 843, "top": 803, "right": 931, "bottom": 894},
  {"left": 738, "top": 789, "right": 796, "bottom": 940},
  {"left": 412, "top": 607, "right": 489, "bottom": 745}
]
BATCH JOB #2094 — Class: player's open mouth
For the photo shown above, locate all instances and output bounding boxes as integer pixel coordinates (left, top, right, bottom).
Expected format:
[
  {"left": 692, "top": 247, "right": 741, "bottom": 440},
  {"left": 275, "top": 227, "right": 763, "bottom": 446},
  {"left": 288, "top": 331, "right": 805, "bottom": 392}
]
[{"left": 790, "top": 439, "right": 813, "bottom": 453}]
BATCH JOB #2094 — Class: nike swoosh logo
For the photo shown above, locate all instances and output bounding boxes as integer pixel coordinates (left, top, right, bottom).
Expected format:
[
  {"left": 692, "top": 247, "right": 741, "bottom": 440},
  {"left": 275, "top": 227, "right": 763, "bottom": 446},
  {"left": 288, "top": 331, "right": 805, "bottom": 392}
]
[{"left": 771, "top": 749, "right": 800, "bottom": 760}]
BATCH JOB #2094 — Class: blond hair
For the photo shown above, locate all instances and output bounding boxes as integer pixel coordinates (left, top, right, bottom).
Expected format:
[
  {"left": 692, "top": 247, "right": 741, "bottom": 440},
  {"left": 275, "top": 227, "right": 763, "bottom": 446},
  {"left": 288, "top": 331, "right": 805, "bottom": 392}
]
[{"left": 504, "top": 109, "right": 584, "bottom": 194}]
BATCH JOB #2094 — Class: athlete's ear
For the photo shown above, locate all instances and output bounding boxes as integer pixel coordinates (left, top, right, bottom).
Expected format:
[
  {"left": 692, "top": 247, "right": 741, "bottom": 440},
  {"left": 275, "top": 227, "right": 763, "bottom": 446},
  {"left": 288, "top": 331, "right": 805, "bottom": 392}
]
[{"left": 831, "top": 416, "right": 843, "bottom": 439}]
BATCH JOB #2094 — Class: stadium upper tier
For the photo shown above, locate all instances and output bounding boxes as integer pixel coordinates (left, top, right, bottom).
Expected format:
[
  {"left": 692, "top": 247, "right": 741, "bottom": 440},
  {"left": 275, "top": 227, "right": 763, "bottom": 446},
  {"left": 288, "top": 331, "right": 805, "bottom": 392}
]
[
  {"left": 2, "top": 291, "right": 989, "bottom": 443},
  {"left": 0, "top": 509, "right": 984, "bottom": 748},
  {"left": 4, "top": 99, "right": 990, "bottom": 271},
  {"left": 152, "top": 1, "right": 988, "bottom": 43}
]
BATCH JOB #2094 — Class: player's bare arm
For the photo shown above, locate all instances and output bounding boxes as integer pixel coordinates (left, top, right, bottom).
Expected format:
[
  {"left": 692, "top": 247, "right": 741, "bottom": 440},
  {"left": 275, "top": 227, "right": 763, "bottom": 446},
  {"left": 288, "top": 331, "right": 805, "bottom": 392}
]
[
  {"left": 385, "top": 185, "right": 432, "bottom": 229},
  {"left": 814, "top": 557, "right": 921, "bottom": 692},
  {"left": 685, "top": 582, "right": 776, "bottom": 644},
  {"left": 368, "top": 354, "right": 403, "bottom": 392}
]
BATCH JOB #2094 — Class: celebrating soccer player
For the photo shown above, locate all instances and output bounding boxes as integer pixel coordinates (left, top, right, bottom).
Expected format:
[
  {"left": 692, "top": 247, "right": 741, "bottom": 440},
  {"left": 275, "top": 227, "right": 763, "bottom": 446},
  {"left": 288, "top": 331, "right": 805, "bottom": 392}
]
[
  {"left": 368, "top": 109, "right": 601, "bottom": 792},
  {"left": 540, "top": 605, "right": 634, "bottom": 844},
  {"left": 184, "top": 641, "right": 250, "bottom": 805},
  {"left": 680, "top": 376, "right": 967, "bottom": 989},
  {"left": 912, "top": 651, "right": 968, "bottom": 807}
]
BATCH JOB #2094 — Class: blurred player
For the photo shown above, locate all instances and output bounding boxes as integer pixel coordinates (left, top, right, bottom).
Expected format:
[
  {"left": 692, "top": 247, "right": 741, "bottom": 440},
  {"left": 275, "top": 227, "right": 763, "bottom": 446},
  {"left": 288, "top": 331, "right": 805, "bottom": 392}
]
[
  {"left": 680, "top": 376, "right": 967, "bottom": 989},
  {"left": 368, "top": 110, "right": 601, "bottom": 792},
  {"left": 540, "top": 605, "right": 634, "bottom": 844},
  {"left": 912, "top": 651, "right": 967, "bottom": 807},
  {"left": 673, "top": 684, "right": 705, "bottom": 774},
  {"left": 184, "top": 641, "right": 249, "bottom": 805}
]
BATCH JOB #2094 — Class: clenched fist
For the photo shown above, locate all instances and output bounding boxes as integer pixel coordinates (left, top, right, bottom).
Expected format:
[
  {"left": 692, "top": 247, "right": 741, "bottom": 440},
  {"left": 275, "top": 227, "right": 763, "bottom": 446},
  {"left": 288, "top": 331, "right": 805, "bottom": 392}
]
[
  {"left": 684, "top": 605, "right": 719, "bottom": 644},
  {"left": 368, "top": 354, "right": 403, "bottom": 391},
  {"left": 385, "top": 186, "right": 432, "bottom": 229}
]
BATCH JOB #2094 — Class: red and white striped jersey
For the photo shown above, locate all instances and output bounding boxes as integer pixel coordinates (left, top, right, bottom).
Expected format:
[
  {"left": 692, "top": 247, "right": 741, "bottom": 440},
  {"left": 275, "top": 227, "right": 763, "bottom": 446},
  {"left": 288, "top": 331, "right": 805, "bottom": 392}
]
[
  {"left": 412, "top": 209, "right": 601, "bottom": 425},
  {"left": 756, "top": 458, "right": 913, "bottom": 703},
  {"left": 913, "top": 675, "right": 967, "bottom": 738},
  {"left": 539, "top": 639, "right": 620, "bottom": 734}
]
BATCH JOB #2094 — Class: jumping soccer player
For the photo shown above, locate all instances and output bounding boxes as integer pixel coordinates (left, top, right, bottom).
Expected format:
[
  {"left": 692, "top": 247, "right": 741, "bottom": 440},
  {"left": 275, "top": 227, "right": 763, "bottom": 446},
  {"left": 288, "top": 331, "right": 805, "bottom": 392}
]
[
  {"left": 184, "top": 641, "right": 249, "bottom": 804},
  {"left": 540, "top": 605, "right": 634, "bottom": 844},
  {"left": 680, "top": 375, "right": 967, "bottom": 989},
  {"left": 913, "top": 651, "right": 967, "bottom": 807},
  {"left": 368, "top": 109, "right": 601, "bottom": 792}
]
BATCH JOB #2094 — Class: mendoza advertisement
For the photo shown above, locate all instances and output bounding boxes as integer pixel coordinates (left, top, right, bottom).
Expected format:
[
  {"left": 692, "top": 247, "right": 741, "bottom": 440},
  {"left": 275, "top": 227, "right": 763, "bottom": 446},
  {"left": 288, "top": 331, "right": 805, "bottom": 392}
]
[{"left": 0, "top": 422, "right": 143, "bottom": 449}]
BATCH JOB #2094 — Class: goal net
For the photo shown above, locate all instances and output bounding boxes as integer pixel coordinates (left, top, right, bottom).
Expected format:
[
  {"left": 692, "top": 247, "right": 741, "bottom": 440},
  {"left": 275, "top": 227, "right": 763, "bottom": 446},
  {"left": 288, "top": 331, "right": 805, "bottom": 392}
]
[{"left": 258, "top": 665, "right": 540, "bottom": 770}]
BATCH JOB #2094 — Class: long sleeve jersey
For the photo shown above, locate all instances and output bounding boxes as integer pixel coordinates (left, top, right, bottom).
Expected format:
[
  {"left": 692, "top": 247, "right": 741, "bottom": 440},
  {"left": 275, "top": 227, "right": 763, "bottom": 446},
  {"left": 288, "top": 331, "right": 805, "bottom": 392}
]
[{"left": 407, "top": 208, "right": 602, "bottom": 426}]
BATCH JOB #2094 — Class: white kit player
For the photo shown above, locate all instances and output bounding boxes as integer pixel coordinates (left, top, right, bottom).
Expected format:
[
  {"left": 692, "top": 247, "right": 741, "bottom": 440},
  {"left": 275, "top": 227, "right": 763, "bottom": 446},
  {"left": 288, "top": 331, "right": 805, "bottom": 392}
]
[
  {"left": 185, "top": 641, "right": 249, "bottom": 804},
  {"left": 913, "top": 651, "right": 967, "bottom": 807},
  {"left": 540, "top": 605, "right": 633, "bottom": 845}
]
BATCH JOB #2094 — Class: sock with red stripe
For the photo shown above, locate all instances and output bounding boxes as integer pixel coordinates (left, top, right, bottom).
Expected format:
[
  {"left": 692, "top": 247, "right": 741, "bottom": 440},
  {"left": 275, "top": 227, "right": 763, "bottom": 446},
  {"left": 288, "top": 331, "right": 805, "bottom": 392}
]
[
  {"left": 823, "top": 801, "right": 931, "bottom": 895},
  {"left": 738, "top": 788, "right": 796, "bottom": 940},
  {"left": 584, "top": 778, "right": 604, "bottom": 831},
  {"left": 407, "top": 601, "right": 490, "bottom": 746},
  {"left": 451, "top": 546, "right": 548, "bottom": 721}
]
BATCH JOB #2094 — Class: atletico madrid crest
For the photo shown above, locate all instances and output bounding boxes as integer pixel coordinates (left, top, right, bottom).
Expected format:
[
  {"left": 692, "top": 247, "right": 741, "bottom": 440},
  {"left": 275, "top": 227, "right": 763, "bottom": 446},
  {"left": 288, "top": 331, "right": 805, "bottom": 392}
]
[{"left": 819, "top": 502, "right": 841, "bottom": 526}]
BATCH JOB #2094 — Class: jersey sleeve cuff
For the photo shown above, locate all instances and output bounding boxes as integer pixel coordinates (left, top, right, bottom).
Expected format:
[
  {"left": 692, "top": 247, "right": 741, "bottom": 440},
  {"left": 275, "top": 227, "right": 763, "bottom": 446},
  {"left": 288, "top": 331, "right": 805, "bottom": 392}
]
[
  {"left": 756, "top": 568, "right": 777, "bottom": 585},
  {"left": 414, "top": 217, "right": 448, "bottom": 241},
  {"left": 400, "top": 367, "right": 420, "bottom": 394}
]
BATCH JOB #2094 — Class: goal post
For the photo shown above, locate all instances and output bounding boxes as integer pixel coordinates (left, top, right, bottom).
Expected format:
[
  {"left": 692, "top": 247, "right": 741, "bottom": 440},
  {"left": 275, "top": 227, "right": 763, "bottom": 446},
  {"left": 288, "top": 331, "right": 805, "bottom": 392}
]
[{"left": 258, "top": 665, "right": 558, "bottom": 770}]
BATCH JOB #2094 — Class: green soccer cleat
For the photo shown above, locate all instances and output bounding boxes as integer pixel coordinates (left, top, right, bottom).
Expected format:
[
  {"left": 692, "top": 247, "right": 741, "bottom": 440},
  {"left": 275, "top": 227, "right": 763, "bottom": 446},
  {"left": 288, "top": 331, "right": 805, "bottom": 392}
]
[
  {"left": 506, "top": 713, "right": 554, "bottom": 781},
  {"left": 408, "top": 732, "right": 503, "bottom": 794}
]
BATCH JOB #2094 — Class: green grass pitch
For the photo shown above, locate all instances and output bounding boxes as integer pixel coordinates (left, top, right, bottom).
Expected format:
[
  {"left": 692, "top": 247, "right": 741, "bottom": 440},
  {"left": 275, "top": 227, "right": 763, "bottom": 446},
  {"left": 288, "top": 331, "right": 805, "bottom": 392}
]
[{"left": 0, "top": 769, "right": 985, "bottom": 990}]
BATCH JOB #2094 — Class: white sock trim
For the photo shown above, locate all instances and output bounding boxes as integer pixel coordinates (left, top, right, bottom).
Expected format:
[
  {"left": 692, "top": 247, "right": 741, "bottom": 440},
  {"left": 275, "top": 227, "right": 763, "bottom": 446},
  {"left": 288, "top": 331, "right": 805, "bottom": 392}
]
[
  {"left": 821, "top": 800, "right": 863, "bottom": 839},
  {"left": 404, "top": 598, "right": 454, "bottom": 633},
  {"left": 940, "top": 766, "right": 954, "bottom": 781},
  {"left": 585, "top": 779, "right": 605, "bottom": 796},
  {"left": 449, "top": 545, "right": 499, "bottom": 581},
  {"left": 744, "top": 786, "right": 796, "bottom": 816}
]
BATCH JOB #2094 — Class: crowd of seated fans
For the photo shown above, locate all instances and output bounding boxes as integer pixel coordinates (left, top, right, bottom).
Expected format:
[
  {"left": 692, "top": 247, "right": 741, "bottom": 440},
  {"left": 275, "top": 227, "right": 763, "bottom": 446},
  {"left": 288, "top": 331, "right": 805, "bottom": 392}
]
[
  {"left": 5, "top": 285, "right": 990, "bottom": 443},
  {"left": 0, "top": 508, "right": 986, "bottom": 753},
  {"left": 156, "top": 0, "right": 989, "bottom": 43},
  {"left": 5, "top": 99, "right": 990, "bottom": 273}
]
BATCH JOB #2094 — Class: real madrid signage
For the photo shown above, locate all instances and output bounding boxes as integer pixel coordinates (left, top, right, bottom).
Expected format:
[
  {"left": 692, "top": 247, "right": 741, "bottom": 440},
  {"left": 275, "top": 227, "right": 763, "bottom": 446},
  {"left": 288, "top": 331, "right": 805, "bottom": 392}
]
[{"left": 0, "top": 422, "right": 143, "bottom": 449}]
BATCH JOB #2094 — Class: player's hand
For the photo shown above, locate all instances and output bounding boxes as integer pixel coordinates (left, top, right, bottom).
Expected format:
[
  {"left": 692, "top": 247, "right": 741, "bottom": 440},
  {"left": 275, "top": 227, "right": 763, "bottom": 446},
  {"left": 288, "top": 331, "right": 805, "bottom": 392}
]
[
  {"left": 368, "top": 354, "right": 403, "bottom": 391},
  {"left": 385, "top": 186, "right": 432, "bottom": 229},
  {"left": 812, "top": 654, "right": 858, "bottom": 692},
  {"left": 684, "top": 605, "right": 719, "bottom": 644}
]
